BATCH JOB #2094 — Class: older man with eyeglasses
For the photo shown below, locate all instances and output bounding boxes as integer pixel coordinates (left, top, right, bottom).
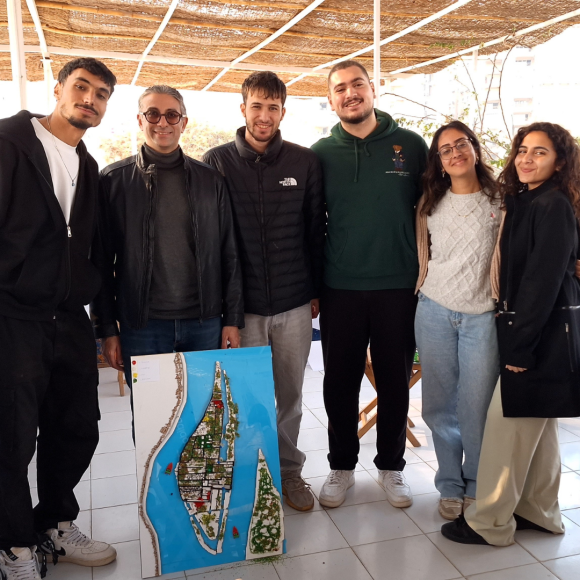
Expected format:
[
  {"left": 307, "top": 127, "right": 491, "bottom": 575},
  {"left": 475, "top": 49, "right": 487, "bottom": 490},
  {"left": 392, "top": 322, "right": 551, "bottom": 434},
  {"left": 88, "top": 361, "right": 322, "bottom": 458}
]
[{"left": 91, "top": 85, "right": 243, "bottom": 432}]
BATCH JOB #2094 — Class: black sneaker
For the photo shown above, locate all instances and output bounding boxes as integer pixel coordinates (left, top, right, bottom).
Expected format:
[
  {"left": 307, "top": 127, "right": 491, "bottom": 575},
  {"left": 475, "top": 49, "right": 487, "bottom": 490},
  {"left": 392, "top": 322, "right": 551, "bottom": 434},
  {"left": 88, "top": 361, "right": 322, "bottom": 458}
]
[
  {"left": 514, "top": 513, "right": 555, "bottom": 534},
  {"left": 441, "top": 514, "right": 490, "bottom": 545}
]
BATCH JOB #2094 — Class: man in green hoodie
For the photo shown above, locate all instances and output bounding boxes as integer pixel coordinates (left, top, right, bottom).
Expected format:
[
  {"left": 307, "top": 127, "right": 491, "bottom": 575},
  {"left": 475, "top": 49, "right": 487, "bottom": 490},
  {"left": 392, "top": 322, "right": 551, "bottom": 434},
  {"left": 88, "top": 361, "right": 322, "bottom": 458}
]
[{"left": 311, "top": 60, "right": 428, "bottom": 509}]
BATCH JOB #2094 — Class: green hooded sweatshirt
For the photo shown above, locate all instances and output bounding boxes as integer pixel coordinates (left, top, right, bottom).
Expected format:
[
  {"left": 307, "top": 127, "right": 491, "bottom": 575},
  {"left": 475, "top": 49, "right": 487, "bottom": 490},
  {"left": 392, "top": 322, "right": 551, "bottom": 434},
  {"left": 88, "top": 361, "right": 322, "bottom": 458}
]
[{"left": 312, "top": 109, "right": 428, "bottom": 290}]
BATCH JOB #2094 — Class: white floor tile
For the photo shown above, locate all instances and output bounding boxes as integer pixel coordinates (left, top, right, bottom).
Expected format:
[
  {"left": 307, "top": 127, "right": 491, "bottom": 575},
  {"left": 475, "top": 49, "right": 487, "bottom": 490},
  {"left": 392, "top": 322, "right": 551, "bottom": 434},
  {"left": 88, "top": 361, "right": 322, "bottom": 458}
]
[
  {"left": 299, "top": 409, "right": 325, "bottom": 430},
  {"left": 559, "top": 471, "right": 580, "bottom": 510},
  {"left": 515, "top": 515, "right": 580, "bottom": 561},
  {"left": 298, "top": 427, "right": 329, "bottom": 452},
  {"left": 44, "top": 562, "right": 92, "bottom": 579},
  {"left": 283, "top": 510, "right": 349, "bottom": 558},
  {"left": 99, "top": 410, "right": 133, "bottom": 433},
  {"left": 465, "top": 563, "right": 559, "bottom": 579},
  {"left": 188, "top": 563, "right": 280, "bottom": 579},
  {"left": 95, "top": 429, "right": 135, "bottom": 455},
  {"left": 563, "top": 464, "right": 573, "bottom": 473},
  {"left": 302, "top": 376, "right": 324, "bottom": 393},
  {"left": 310, "top": 408, "right": 328, "bottom": 427},
  {"left": 75, "top": 509, "right": 92, "bottom": 538},
  {"left": 91, "top": 474, "right": 138, "bottom": 509},
  {"left": 92, "top": 540, "right": 185, "bottom": 579},
  {"left": 80, "top": 467, "right": 91, "bottom": 482},
  {"left": 409, "top": 381, "right": 422, "bottom": 399},
  {"left": 283, "top": 482, "right": 324, "bottom": 516},
  {"left": 427, "top": 531, "right": 535, "bottom": 576},
  {"left": 304, "top": 366, "right": 323, "bottom": 379},
  {"left": 559, "top": 427, "right": 580, "bottom": 443},
  {"left": 274, "top": 548, "right": 373, "bottom": 580},
  {"left": 98, "top": 391, "right": 132, "bottom": 414},
  {"left": 559, "top": 418, "right": 580, "bottom": 438},
  {"left": 407, "top": 416, "right": 432, "bottom": 438},
  {"left": 92, "top": 503, "right": 139, "bottom": 544},
  {"left": 354, "top": 535, "right": 461, "bottom": 580},
  {"left": 410, "top": 398, "right": 422, "bottom": 411},
  {"left": 359, "top": 426, "right": 377, "bottom": 445},
  {"left": 28, "top": 462, "right": 37, "bottom": 488},
  {"left": 403, "top": 492, "right": 445, "bottom": 534},
  {"left": 426, "top": 460, "right": 439, "bottom": 472},
  {"left": 543, "top": 553, "right": 580, "bottom": 579},
  {"left": 302, "top": 391, "right": 325, "bottom": 410},
  {"left": 357, "top": 443, "right": 421, "bottom": 471},
  {"left": 328, "top": 500, "right": 422, "bottom": 546},
  {"left": 562, "top": 507, "right": 580, "bottom": 526},
  {"left": 408, "top": 404, "right": 421, "bottom": 418},
  {"left": 74, "top": 479, "right": 91, "bottom": 511},
  {"left": 91, "top": 450, "right": 136, "bottom": 479},
  {"left": 560, "top": 441, "right": 580, "bottom": 471},
  {"left": 407, "top": 435, "right": 437, "bottom": 462}
]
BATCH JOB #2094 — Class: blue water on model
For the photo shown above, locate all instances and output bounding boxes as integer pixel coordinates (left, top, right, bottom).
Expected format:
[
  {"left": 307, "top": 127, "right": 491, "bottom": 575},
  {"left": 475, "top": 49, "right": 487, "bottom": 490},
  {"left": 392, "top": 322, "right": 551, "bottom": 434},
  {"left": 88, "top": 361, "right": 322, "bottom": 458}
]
[{"left": 145, "top": 346, "right": 285, "bottom": 575}]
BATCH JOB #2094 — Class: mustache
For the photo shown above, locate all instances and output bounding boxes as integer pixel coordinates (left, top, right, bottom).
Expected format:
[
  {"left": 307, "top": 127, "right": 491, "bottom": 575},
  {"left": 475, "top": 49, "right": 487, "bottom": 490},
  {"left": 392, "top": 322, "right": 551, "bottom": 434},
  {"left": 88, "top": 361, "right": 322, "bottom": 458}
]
[
  {"left": 344, "top": 98, "right": 363, "bottom": 106},
  {"left": 75, "top": 104, "right": 98, "bottom": 115}
]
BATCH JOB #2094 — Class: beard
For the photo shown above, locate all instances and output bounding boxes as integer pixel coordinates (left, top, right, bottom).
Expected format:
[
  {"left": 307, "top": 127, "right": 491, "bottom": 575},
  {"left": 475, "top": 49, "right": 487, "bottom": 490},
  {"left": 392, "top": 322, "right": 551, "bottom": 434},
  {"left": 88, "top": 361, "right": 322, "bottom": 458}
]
[
  {"left": 338, "top": 101, "right": 374, "bottom": 125},
  {"left": 61, "top": 103, "right": 98, "bottom": 130},
  {"left": 247, "top": 122, "right": 278, "bottom": 143}
]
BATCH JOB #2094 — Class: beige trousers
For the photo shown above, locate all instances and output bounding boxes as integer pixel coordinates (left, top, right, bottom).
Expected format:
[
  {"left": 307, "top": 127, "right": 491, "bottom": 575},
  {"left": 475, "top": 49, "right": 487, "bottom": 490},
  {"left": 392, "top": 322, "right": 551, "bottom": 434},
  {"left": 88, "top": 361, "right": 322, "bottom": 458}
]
[{"left": 464, "top": 380, "right": 565, "bottom": 546}]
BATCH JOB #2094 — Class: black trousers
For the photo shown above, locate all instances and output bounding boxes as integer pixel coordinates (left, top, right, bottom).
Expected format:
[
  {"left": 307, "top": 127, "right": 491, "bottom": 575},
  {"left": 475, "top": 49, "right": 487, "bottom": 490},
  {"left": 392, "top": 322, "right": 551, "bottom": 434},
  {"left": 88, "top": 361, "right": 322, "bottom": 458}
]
[
  {"left": 0, "top": 310, "right": 99, "bottom": 549},
  {"left": 320, "top": 286, "right": 417, "bottom": 471}
]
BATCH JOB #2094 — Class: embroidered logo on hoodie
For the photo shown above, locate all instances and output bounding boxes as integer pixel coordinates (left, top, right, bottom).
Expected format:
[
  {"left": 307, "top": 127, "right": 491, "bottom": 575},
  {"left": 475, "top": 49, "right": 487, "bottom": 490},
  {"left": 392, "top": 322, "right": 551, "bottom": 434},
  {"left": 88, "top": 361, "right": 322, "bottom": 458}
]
[
  {"left": 279, "top": 177, "right": 298, "bottom": 186},
  {"left": 385, "top": 145, "right": 410, "bottom": 176}
]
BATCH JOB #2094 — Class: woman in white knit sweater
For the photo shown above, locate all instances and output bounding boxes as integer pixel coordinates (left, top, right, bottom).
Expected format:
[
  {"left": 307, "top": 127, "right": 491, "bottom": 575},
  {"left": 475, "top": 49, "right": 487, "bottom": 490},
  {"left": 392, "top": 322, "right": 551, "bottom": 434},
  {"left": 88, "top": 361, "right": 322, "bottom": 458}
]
[{"left": 414, "top": 120, "right": 501, "bottom": 520}]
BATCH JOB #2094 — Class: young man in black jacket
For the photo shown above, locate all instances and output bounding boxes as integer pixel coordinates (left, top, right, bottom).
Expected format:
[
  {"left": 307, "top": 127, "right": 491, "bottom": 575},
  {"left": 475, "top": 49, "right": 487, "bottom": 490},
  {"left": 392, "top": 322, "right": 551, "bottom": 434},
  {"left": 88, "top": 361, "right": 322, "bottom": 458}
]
[
  {"left": 203, "top": 72, "right": 325, "bottom": 511},
  {"left": 0, "top": 58, "right": 117, "bottom": 580},
  {"left": 91, "top": 86, "right": 243, "bottom": 421}
]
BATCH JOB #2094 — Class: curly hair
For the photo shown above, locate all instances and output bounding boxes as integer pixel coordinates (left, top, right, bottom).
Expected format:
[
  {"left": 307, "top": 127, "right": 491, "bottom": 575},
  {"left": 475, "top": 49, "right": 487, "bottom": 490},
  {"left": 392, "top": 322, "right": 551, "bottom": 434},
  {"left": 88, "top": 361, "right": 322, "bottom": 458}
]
[
  {"left": 420, "top": 120, "right": 498, "bottom": 216},
  {"left": 499, "top": 122, "right": 580, "bottom": 218}
]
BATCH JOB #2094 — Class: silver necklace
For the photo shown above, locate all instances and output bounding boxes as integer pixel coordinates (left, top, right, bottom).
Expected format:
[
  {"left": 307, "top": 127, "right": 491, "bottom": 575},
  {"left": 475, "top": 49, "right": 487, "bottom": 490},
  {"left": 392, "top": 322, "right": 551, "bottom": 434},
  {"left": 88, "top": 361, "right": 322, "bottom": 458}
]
[
  {"left": 46, "top": 115, "right": 79, "bottom": 187},
  {"left": 449, "top": 190, "right": 483, "bottom": 218}
]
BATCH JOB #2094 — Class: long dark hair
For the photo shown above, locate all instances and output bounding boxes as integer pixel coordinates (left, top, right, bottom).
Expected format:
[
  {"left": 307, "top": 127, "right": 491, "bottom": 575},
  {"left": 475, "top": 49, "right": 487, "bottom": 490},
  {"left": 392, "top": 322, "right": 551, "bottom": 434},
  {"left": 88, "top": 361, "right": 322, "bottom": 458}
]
[
  {"left": 420, "top": 120, "right": 498, "bottom": 216},
  {"left": 499, "top": 122, "right": 580, "bottom": 218}
]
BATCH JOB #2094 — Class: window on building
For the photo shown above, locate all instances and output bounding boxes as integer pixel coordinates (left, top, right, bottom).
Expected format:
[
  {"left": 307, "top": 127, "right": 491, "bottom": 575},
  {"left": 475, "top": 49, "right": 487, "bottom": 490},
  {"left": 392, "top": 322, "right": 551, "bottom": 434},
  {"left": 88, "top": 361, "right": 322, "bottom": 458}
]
[
  {"left": 514, "top": 98, "right": 532, "bottom": 109},
  {"left": 516, "top": 58, "right": 533, "bottom": 67}
]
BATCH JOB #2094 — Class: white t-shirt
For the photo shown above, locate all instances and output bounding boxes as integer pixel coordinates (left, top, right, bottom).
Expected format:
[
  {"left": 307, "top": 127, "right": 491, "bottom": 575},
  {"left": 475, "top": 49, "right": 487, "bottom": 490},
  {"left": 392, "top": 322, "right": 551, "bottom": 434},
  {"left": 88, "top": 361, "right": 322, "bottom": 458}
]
[{"left": 31, "top": 118, "right": 79, "bottom": 224}]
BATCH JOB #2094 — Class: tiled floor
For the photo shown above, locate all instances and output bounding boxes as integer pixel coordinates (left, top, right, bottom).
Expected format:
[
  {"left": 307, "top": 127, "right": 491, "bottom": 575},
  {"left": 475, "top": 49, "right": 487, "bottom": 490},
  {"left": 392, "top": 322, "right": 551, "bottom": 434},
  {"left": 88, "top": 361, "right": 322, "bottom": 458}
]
[{"left": 35, "top": 366, "right": 580, "bottom": 580}]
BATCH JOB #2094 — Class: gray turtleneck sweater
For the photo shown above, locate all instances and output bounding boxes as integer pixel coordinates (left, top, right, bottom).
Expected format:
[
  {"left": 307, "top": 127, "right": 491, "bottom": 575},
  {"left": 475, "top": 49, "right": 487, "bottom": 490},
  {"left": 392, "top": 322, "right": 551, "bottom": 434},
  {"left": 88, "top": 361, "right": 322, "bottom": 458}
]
[{"left": 144, "top": 144, "right": 200, "bottom": 319}]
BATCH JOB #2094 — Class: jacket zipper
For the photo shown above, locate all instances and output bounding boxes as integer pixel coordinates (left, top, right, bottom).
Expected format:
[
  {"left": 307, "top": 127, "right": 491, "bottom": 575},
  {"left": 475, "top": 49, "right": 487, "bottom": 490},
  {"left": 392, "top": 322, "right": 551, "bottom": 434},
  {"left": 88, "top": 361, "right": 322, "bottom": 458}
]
[
  {"left": 30, "top": 156, "right": 74, "bottom": 304},
  {"left": 139, "top": 170, "right": 156, "bottom": 327},
  {"left": 257, "top": 162, "right": 271, "bottom": 313},
  {"left": 185, "top": 170, "right": 204, "bottom": 321},
  {"left": 502, "top": 197, "right": 516, "bottom": 313},
  {"left": 566, "top": 323, "right": 576, "bottom": 372}
]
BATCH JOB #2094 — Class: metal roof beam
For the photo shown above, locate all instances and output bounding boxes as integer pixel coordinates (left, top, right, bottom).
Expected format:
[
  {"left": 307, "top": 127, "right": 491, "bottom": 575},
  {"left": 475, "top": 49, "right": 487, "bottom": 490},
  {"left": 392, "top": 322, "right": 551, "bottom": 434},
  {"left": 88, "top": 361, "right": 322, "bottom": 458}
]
[
  {"left": 25, "top": 0, "right": 54, "bottom": 109},
  {"left": 6, "top": 0, "right": 27, "bottom": 109},
  {"left": 201, "top": 0, "right": 327, "bottom": 91},
  {"left": 384, "top": 7, "right": 580, "bottom": 77},
  {"left": 287, "top": 0, "right": 474, "bottom": 87},
  {"left": 131, "top": 0, "right": 180, "bottom": 86}
]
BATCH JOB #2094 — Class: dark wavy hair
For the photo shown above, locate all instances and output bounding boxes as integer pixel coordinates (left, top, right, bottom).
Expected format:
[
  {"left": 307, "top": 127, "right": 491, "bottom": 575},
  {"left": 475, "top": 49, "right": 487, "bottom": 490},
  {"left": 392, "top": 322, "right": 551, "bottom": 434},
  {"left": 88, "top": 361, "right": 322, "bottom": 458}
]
[
  {"left": 498, "top": 122, "right": 580, "bottom": 218},
  {"left": 420, "top": 120, "right": 498, "bottom": 216}
]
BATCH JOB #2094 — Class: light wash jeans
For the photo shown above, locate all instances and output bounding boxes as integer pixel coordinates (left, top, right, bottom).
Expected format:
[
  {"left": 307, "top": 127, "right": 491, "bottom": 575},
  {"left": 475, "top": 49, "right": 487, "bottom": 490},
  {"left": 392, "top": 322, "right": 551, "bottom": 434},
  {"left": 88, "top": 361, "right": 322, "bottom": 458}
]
[
  {"left": 240, "top": 303, "right": 312, "bottom": 480},
  {"left": 415, "top": 292, "right": 499, "bottom": 499}
]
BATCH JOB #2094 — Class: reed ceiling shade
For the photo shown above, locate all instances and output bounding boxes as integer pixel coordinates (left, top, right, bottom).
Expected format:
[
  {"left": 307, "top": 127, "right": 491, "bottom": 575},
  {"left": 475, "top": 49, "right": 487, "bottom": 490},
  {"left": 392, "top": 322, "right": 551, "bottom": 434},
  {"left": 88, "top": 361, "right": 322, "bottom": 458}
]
[{"left": 0, "top": 0, "right": 579, "bottom": 95}]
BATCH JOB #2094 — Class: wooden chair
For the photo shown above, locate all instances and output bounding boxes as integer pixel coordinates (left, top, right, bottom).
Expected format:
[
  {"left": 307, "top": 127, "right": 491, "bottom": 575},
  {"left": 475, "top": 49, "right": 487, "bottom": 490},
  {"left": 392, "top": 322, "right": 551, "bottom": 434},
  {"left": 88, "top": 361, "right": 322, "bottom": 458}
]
[
  {"left": 358, "top": 349, "right": 421, "bottom": 447},
  {"left": 96, "top": 339, "right": 126, "bottom": 396}
]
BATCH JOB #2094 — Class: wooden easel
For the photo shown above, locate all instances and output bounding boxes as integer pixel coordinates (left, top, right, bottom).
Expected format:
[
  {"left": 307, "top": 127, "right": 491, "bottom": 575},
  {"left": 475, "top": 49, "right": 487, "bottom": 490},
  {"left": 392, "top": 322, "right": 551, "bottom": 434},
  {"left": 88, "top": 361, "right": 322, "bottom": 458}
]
[{"left": 358, "top": 349, "right": 421, "bottom": 447}]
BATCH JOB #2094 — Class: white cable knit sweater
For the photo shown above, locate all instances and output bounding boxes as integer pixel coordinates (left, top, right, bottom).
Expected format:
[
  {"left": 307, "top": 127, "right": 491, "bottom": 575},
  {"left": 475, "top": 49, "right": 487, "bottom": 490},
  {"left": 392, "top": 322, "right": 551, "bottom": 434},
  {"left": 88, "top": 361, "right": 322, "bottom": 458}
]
[{"left": 419, "top": 190, "right": 501, "bottom": 315}]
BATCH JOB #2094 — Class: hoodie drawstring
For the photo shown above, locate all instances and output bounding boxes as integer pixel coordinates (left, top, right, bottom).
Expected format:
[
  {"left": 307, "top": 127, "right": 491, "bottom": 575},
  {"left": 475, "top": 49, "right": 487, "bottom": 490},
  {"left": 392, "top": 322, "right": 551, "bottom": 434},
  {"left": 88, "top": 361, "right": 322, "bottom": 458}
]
[{"left": 353, "top": 141, "right": 372, "bottom": 183}]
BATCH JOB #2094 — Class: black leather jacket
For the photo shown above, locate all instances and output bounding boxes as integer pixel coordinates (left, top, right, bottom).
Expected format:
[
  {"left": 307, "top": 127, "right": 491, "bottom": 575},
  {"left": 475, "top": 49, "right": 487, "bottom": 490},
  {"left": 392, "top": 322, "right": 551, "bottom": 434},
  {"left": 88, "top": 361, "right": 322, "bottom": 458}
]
[
  {"left": 90, "top": 146, "right": 244, "bottom": 338},
  {"left": 203, "top": 129, "right": 325, "bottom": 316}
]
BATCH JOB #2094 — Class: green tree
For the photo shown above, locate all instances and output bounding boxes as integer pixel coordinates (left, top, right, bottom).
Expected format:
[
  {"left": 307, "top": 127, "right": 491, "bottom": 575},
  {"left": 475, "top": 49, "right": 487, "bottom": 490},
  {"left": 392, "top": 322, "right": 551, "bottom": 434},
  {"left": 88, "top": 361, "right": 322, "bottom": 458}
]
[{"left": 99, "top": 120, "right": 236, "bottom": 165}]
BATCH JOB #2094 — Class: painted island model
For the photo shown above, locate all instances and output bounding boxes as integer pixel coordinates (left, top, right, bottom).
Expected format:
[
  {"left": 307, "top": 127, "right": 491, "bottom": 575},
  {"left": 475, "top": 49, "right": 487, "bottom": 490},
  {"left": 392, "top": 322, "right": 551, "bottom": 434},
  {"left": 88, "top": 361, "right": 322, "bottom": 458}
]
[{"left": 132, "top": 347, "right": 285, "bottom": 578}]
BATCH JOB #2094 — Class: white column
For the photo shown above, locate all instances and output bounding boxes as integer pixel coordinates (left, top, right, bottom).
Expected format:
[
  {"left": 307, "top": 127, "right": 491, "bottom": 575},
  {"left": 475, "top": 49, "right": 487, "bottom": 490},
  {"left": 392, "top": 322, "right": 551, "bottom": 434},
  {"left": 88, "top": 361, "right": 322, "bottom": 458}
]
[
  {"left": 6, "top": 0, "right": 28, "bottom": 110},
  {"left": 373, "top": 0, "right": 381, "bottom": 108}
]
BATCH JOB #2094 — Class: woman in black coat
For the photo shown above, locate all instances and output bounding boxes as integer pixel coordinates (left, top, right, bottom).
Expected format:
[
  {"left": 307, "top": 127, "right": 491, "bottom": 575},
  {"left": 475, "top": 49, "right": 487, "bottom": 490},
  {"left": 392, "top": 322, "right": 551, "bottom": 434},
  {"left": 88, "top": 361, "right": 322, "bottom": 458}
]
[{"left": 441, "top": 122, "right": 580, "bottom": 547}]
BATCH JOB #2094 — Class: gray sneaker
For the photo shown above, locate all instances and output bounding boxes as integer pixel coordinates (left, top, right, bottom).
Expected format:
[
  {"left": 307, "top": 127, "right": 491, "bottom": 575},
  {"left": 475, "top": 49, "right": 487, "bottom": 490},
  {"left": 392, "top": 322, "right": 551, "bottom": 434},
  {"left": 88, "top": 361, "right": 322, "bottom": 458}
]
[
  {"left": 282, "top": 477, "right": 314, "bottom": 511},
  {"left": 0, "top": 547, "right": 41, "bottom": 580}
]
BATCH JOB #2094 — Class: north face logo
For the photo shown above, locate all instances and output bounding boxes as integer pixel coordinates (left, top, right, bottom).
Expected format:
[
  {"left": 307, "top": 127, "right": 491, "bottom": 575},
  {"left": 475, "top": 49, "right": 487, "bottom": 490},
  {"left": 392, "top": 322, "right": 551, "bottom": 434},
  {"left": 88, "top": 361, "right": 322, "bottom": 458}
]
[{"left": 279, "top": 178, "right": 297, "bottom": 186}]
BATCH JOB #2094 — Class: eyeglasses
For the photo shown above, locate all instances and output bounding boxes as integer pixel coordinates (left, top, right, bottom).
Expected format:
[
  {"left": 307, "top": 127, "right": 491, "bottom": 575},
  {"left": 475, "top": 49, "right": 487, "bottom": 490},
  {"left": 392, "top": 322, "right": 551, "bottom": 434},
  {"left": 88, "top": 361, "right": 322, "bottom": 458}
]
[
  {"left": 437, "top": 138, "right": 472, "bottom": 160},
  {"left": 140, "top": 110, "right": 183, "bottom": 125}
]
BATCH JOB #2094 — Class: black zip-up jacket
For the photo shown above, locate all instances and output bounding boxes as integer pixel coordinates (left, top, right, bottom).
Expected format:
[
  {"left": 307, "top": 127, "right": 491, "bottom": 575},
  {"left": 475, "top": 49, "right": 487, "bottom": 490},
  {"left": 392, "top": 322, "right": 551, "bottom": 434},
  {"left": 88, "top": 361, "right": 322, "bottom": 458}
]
[
  {"left": 203, "top": 128, "right": 325, "bottom": 316},
  {"left": 0, "top": 110, "right": 101, "bottom": 320},
  {"left": 90, "top": 146, "right": 244, "bottom": 339}
]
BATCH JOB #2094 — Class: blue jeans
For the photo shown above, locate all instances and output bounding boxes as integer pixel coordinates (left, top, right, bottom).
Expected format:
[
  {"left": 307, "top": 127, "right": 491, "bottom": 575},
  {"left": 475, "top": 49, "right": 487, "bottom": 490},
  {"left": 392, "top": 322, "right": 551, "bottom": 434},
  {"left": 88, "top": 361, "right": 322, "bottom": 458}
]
[
  {"left": 120, "top": 317, "right": 222, "bottom": 390},
  {"left": 415, "top": 292, "right": 499, "bottom": 499}
]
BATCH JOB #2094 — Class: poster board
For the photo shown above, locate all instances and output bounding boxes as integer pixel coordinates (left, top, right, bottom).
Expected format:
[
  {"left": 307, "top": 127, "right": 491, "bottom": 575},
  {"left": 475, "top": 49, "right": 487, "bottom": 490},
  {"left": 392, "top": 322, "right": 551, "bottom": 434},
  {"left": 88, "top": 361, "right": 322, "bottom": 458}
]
[{"left": 132, "top": 347, "right": 285, "bottom": 578}]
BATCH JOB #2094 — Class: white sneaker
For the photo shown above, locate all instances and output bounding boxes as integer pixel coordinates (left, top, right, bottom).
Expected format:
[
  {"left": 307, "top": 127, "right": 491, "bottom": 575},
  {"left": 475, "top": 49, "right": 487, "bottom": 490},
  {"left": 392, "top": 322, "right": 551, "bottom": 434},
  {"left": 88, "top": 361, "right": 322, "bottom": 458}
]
[
  {"left": 378, "top": 470, "right": 413, "bottom": 508},
  {"left": 0, "top": 547, "right": 41, "bottom": 580},
  {"left": 319, "top": 470, "right": 355, "bottom": 508},
  {"left": 45, "top": 522, "right": 116, "bottom": 567}
]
